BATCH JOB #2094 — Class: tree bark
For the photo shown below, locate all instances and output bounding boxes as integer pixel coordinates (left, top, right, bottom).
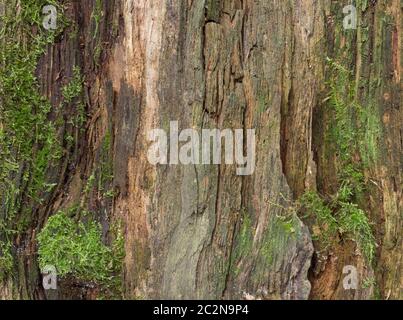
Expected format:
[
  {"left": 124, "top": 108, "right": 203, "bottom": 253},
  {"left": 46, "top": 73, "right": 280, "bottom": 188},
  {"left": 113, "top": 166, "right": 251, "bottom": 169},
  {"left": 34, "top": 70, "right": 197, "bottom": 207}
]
[{"left": 0, "top": 0, "right": 401, "bottom": 300}]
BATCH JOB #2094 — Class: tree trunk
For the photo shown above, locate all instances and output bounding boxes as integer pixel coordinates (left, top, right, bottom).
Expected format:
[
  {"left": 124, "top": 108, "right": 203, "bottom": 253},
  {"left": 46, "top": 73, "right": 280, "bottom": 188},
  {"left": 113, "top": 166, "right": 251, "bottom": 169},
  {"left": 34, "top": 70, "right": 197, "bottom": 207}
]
[{"left": 0, "top": 0, "right": 401, "bottom": 300}]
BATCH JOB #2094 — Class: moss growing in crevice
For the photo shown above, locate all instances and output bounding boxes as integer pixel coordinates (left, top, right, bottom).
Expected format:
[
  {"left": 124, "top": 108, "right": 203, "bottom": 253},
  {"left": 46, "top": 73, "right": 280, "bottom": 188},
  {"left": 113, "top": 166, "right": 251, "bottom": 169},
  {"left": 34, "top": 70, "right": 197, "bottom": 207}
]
[
  {"left": 326, "top": 58, "right": 380, "bottom": 173},
  {"left": 91, "top": 0, "right": 104, "bottom": 67},
  {"left": 301, "top": 58, "right": 379, "bottom": 264}
]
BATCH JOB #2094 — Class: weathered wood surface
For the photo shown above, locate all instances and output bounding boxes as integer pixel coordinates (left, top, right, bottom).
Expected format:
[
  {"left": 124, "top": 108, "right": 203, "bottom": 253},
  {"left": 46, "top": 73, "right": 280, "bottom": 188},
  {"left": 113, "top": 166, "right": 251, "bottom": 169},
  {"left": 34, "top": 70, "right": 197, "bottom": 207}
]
[{"left": 0, "top": 0, "right": 401, "bottom": 300}]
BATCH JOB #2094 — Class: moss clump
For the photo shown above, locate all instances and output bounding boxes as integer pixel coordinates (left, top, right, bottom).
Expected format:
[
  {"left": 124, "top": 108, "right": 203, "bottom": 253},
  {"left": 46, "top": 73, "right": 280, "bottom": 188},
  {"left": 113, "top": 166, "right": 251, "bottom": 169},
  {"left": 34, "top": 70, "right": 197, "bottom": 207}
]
[
  {"left": 37, "top": 211, "right": 124, "bottom": 285},
  {"left": 300, "top": 191, "right": 338, "bottom": 244},
  {"left": 301, "top": 190, "right": 376, "bottom": 263},
  {"left": 338, "top": 201, "right": 375, "bottom": 262}
]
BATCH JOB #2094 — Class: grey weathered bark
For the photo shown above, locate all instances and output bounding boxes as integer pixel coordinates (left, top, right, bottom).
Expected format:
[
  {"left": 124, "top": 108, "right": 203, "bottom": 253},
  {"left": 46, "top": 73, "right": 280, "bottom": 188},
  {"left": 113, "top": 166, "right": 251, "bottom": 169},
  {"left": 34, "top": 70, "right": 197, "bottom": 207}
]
[{"left": 0, "top": 0, "right": 401, "bottom": 300}]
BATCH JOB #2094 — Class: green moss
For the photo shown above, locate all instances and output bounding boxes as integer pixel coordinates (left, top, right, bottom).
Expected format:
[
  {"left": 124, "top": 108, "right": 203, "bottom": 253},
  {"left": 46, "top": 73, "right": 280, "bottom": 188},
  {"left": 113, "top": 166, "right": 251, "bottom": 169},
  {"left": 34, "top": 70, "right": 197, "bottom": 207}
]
[
  {"left": 37, "top": 211, "right": 124, "bottom": 285},
  {"left": 326, "top": 58, "right": 380, "bottom": 171},
  {"left": 300, "top": 58, "right": 378, "bottom": 264},
  {"left": 0, "top": 240, "right": 13, "bottom": 280},
  {"left": 300, "top": 191, "right": 338, "bottom": 246},
  {"left": 61, "top": 65, "right": 85, "bottom": 134},
  {"left": 62, "top": 66, "right": 83, "bottom": 104},
  {"left": 362, "top": 276, "right": 376, "bottom": 289},
  {"left": 91, "top": 0, "right": 103, "bottom": 66},
  {"left": 338, "top": 201, "right": 376, "bottom": 263},
  {"left": 357, "top": 0, "right": 369, "bottom": 12},
  {"left": 0, "top": 0, "right": 67, "bottom": 278},
  {"left": 92, "top": 0, "right": 103, "bottom": 38},
  {"left": 301, "top": 189, "right": 376, "bottom": 263}
]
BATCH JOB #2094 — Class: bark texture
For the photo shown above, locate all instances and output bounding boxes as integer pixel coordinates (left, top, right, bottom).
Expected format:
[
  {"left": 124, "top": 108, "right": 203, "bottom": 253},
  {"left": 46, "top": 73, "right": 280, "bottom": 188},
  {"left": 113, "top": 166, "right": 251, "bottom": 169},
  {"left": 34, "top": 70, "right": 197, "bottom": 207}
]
[{"left": 0, "top": 0, "right": 401, "bottom": 300}]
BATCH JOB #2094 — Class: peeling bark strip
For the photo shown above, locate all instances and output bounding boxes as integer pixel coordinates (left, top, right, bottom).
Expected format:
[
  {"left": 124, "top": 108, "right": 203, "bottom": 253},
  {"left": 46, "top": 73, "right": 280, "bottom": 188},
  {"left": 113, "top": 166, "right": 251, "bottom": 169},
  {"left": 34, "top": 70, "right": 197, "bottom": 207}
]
[{"left": 0, "top": 0, "right": 401, "bottom": 300}]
